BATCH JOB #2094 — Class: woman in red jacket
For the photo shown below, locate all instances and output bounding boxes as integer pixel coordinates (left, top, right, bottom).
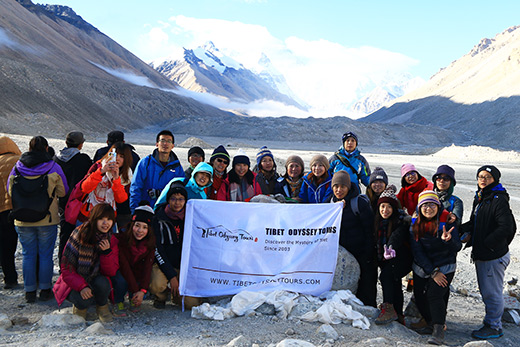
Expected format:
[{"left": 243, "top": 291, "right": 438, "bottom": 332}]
[
  {"left": 396, "top": 163, "right": 433, "bottom": 215},
  {"left": 77, "top": 142, "right": 132, "bottom": 223},
  {"left": 53, "top": 203, "right": 118, "bottom": 322},
  {"left": 217, "top": 149, "right": 262, "bottom": 202},
  {"left": 111, "top": 204, "right": 155, "bottom": 316}
]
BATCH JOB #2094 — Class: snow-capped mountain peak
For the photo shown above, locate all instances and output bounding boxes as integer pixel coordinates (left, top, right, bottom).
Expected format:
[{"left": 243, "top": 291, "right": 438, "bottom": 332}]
[{"left": 192, "top": 41, "right": 243, "bottom": 73}]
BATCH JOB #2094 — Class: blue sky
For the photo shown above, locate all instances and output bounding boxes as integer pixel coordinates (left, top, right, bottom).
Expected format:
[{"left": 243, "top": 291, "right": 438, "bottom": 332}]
[{"left": 50, "top": 0, "right": 520, "bottom": 117}]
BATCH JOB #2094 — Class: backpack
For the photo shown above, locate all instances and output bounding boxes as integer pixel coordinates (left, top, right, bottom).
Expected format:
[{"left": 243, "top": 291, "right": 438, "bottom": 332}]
[
  {"left": 350, "top": 194, "right": 371, "bottom": 217},
  {"left": 11, "top": 168, "right": 54, "bottom": 222}
]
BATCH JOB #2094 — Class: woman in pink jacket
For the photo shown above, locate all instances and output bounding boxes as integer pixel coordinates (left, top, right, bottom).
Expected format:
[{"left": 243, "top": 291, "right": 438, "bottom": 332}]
[{"left": 53, "top": 203, "right": 119, "bottom": 322}]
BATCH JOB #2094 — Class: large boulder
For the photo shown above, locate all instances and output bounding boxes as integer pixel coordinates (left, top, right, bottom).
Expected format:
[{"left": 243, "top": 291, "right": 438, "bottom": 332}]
[{"left": 331, "top": 246, "right": 360, "bottom": 293}]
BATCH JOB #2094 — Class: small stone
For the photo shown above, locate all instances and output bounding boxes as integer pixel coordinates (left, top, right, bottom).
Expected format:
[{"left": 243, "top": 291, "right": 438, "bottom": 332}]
[
  {"left": 463, "top": 341, "right": 495, "bottom": 347},
  {"left": 84, "top": 322, "right": 113, "bottom": 335},
  {"left": 316, "top": 324, "right": 338, "bottom": 341},
  {"left": 39, "top": 314, "right": 85, "bottom": 328},
  {"left": 11, "top": 316, "right": 30, "bottom": 325},
  {"left": 0, "top": 314, "right": 12, "bottom": 330},
  {"left": 256, "top": 303, "right": 276, "bottom": 315},
  {"left": 276, "top": 339, "right": 316, "bottom": 347},
  {"left": 458, "top": 288, "right": 469, "bottom": 296},
  {"left": 227, "top": 335, "right": 249, "bottom": 347},
  {"left": 285, "top": 328, "right": 295, "bottom": 336}
]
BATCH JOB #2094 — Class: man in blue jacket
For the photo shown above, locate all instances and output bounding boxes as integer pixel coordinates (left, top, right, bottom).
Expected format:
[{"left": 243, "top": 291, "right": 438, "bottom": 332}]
[
  {"left": 129, "top": 130, "right": 184, "bottom": 212},
  {"left": 329, "top": 131, "right": 371, "bottom": 190}
]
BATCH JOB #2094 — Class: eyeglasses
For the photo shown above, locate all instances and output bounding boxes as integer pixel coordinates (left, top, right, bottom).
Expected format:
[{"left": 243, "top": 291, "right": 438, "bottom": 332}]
[
  {"left": 159, "top": 139, "right": 173, "bottom": 144},
  {"left": 169, "top": 197, "right": 185, "bottom": 202},
  {"left": 477, "top": 175, "right": 493, "bottom": 181},
  {"left": 421, "top": 203, "right": 438, "bottom": 210},
  {"left": 190, "top": 153, "right": 202, "bottom": 158},
  {"left": 404, "top": 171, "right": 417, "bottom": 178},
  {"left": 436, "top": 175, "right": 451, "bottom": 182},
  {"left": 216, "top": 158, "right": 229, "bottom": 165}
]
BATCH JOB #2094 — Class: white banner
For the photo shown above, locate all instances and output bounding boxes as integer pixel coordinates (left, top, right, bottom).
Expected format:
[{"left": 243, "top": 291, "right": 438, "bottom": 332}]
[{"left": 179, "top": 199, "right": 342, "bottom": 297}]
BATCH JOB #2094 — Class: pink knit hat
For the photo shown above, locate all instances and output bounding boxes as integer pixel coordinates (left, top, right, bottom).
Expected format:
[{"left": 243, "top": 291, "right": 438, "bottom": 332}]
[{"left": 401, "top": 163, "right": 417, "bottom": 178}]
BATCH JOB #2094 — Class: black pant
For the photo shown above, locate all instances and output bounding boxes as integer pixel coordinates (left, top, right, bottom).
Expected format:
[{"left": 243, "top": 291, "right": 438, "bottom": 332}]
[
  {"left": 0, "top": 210, "right": 18, "bottom": 284},
  {"left": 413, "top": 271, "right": 454, "bottom": 325},
  {"left": 355, "top": 255, "right": 378, "bottom": 307},
  {"left": 67, "top": 275, "right": 110, "bottom": 309},
  {"left": 379, "top": 262, "right": 404, "bottom": 315},
  {"left": 58, "top": 220, "right": 76, "bottom": 265}
]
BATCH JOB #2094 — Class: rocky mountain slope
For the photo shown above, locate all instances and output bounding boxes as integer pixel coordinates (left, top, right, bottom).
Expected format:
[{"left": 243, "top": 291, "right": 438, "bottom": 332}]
[
  {"left": 363, "top": 26, "right": 520, "bottom": 149},
  {"left": 0, "top": 0, "right": 231, "bottom": 137},
  {"left": 151, "top": 42, "right": 305, "bottom": 109}
]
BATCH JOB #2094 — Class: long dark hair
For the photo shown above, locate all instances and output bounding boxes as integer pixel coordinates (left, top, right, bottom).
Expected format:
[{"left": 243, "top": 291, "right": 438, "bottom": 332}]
[
  {"left": 120, "top": 220, "right": 156, "bottom": 251},
  {"left": 412, "top": 206, "right": 440, "bottom": 241},
  {"left": 79, "top": 203, "right": 116, "bottom": 245},
  {"left": 229, "top": 166, "right": 255, "bottom": 185},
  {"left": 101, "top": 141, "right": 132, "bottom": 183},
  {"left": 374, "top": 203, "right": 399, "bottom": 240}
]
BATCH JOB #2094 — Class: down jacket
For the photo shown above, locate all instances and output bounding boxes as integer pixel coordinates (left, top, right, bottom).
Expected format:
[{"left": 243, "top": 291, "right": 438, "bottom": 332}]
[{"left": 0, "top": 137, "right": 21, "bottom": 213}]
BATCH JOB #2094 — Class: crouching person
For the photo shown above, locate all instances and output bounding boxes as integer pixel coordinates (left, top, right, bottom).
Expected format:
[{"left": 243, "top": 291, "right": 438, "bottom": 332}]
[
  {"left": 111, "top": 204, "right": 155, "bottom": 316},
  {"left": 150, "top": 181, "right": 201, "bottom": 309},
  {"left": 53, "top": 204, "right": 118, "bottom": 322}
]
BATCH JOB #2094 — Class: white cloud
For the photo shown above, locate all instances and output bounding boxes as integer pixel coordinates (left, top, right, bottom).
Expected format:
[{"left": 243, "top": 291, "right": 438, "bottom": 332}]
[
  {"left": 90, "top": 62, "right": 156, "bottom": 88},
  {"left": 138, "top": 16, "right": 419, "bottom": 118}
]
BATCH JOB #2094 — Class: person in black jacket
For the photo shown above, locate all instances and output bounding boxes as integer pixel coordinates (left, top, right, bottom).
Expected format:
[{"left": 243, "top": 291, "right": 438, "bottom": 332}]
[
  {"left": 373, "top": 185, "right": 412, "bottom": 325},
  {"left": 330, "top": 170, "right": 376, "bottom": 307},
  {"left": 150, "top": 180, "right": 201, "bottom": 310},
  {"left": 461, "top": 165, "right": 515, "bottom": 340},
  {"left": 53, "top": 131, "right": 92, "bottom": 263}
]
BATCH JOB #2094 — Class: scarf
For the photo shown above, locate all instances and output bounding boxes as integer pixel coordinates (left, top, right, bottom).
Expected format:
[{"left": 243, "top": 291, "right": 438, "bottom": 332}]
[
  {"left": 286, "top": 177, "right": 303, "bottom": 198},
  {"left": 165, "top": 204, "right": 185, "bottom": 221},
  {"left": 229, "top": 179, "right": 255, "bottom": 202}
]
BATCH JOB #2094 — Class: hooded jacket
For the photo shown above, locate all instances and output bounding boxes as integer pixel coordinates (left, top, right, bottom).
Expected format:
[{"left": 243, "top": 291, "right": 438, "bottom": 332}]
[
  {"left": 8, "top": 151, "right": 68, "bottom": 226},
  {"left": 461, "top": 183, "right": 515, "bottom": 261},
  {"left": 54, "top": 147, "right": 92, "bottom": 210},
  {"left": 129, "top": 149, "right": 184, "bottom": 212},
  {"left": 299, "top": 171, "right": 333, "bottom": 203},
  {"left": 329, "top": 147, "right": 371, "bottom": 188},
  {"left": 0, "top": 137, "right": 21, "bottom": 213},
  {"left": 152, "top": 205, "right": 184, "bottom": 280}
]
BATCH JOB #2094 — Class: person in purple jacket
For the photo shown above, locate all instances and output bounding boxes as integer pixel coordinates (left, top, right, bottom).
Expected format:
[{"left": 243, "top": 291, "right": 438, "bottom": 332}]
[{"left": 7, "top": 136, "right": 68, "bottom": 303}]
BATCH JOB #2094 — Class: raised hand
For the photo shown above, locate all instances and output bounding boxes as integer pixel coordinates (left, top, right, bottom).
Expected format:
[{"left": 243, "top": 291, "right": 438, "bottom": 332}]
[
  {"left": 441, "top": 225, "right": 454, "bottom": 241},
  {"left": 383, "top": 244, "right": 396, "bottom": 260}
]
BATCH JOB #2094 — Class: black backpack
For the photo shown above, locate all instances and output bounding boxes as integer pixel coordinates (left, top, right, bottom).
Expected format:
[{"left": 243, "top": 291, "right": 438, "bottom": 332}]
[{"left": 11, "top": 168, "right": 54, "bottom": 222}]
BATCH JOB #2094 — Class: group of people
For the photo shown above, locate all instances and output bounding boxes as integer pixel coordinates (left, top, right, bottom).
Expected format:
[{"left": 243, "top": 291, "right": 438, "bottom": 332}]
[{"left": 0, "top": 130, "right": 515, "bottom": 343}]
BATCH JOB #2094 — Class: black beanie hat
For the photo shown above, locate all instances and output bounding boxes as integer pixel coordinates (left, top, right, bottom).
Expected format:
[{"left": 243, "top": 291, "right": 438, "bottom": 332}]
[
  {"left": 210, "top": 145, "right": 230, "bottom": 164},
  {"left": 188, "top": 146, "right": 205, "bottom": 161},
  {"left": 477, "top": 165, "right": 501, "bottom": 183},
  {"left": 232, "top": 149, "right": 250, "bottom": 167},
  {"left": 433, "top": 164, "right": 456, "bottom": 186},
  {"left": 166, "top": 181, "right": 188, "bottom": 201},
  {"left": 369, "top": 167, "right": 388, "bottom": 186},
  {"left": 132, "top": 202, "right": 154, "bottom": 225}
]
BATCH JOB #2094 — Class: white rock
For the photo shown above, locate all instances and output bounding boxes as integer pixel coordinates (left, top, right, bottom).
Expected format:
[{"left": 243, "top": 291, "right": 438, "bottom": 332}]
[
  {"left": 463, "top": 341, "right": 495, "bottom": 347},
  {"left": 0, "top": 313, "right": 12, "bottom": 330},
  {"left": 39, "top": 313, "right": 85, "bottom": 328},
  {"left": 316, "top": 324, "right": 338, "bottom": 340},
  {"left": 227, "top": 335, "right": 249, "bottom": 347},
  {"left": 84, "top": 322, "right": 113, "bottom": 335},
  {"left": 276, "top": 339, "right": 316, "bottom": 347},
  {"left": 331, "top": 246, "right": 360, "bottom": 293}
]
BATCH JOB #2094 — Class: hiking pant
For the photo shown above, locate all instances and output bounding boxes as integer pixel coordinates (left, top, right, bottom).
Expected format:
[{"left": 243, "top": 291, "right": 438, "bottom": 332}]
[
  {"left": 354, "top": 256, "right": 378, "bottom": 308},
  {"left": 413, "top": 271, "right": 454, "bottom": 325},
  {"left": 15, "top": 224, "right": 57, "bottom": 292},
  {"left": 379, "top": 262, "right": 404, "bottom": 315},
  {"left": 149, "top": 264, "right": 201, "bottom": 309},
  {"left": 58, "top": 220, "right": 75, "bottom": 265},
  {"left": 0, "top": 210, "right": 18, "bottom": 285},
  {"left": 67, "top": 275, "right": 110, "bottom": 309},
  {"left": 475, "top": 252, "right": 510, "bottom": 330}
]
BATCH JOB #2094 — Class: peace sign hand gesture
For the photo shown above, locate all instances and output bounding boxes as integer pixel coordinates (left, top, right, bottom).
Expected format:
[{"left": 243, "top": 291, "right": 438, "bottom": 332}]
[{"left": 441, "top": 225, "right": 454, "bottom": 241}]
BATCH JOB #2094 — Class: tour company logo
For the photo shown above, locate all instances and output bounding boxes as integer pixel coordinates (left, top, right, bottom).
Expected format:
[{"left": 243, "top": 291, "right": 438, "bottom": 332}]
[{"left": 197, "top": 225, "right": 258, "bottom": 243}]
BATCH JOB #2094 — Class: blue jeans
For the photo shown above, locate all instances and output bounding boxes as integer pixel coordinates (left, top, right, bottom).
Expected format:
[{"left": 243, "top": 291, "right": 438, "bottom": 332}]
[
  {"left": 15, "top": 225, "right": 58, "bottom": 292},
  {"left": 475, "top": 252, "right": 510, "bottom": 330},
  {"left": 67, "top": 275, "right": 110, "bottom": 309}
]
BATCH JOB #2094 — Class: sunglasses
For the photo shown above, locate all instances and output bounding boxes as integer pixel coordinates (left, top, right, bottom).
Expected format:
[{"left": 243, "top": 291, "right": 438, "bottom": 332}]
[{"left": 216, "top": 158, "right": 229, "bottom": 165}]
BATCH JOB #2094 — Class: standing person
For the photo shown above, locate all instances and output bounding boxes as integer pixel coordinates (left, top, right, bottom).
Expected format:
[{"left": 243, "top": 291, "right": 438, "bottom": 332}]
[
  {"left": 53, "top": 131, "right": 92, "bottom": 262},
  {"left": 184, "top": 146, "right": 205, "bottom": 180},
  {"left": 432, "top": 165, "right": 463, "bottom": 227},
  {"left": 299, "top": 154, "right": 333, "bottom": 204},
  {"left": 93, "top": 131, "right": 140, "bottom": 228},
  {"left": 207, "top": 145, "right": 230, "bottom": 200},
  {"left": 366, "top": 167, "right": 389, "bottom": 212},
  {"left": 274, "top": 155, "right": 305, "bottom": 202},
  {"left": 77, "top": 142, "right": 131, "bottom": 225},
  {"left": 253, "top": 146, "right": 280, "bottom": 195},
  {"left": 461, "top": 166, "right": 515, "bottom": 340},
  {"left": 151, "top": 181, "right": 201, "bottom": 309},
  {"left": 329, "top": 131, "right": 371, "bottom": 189},
  {"left": 330, "top": 170, "right": 377, "bottom": 307},
  {"left": 53, "top": 204, "right": 118, "bottom": 322},
  {"left": 397, "top": 163, "right": 433, "bottom": 216},
  {"left": 130, "top": 130, "right": 184, "bottom": 212},
  {"left": 410, "top": 191, "right": 461, "bottom": 345},
  {"left": 0, "top": 136, "right": 22, "bottom": 289},
  {"left": 7, "top": 136, "right": 68, "bottom": 303},
  {"left": 374, "top": 185, "right": 412, "bottom": 325},
  {"left": 111, "top": 204, "right": 155, "bottom": 316},
  {"left": 216, "top": 149, "right": 262, "bottom": 202}
]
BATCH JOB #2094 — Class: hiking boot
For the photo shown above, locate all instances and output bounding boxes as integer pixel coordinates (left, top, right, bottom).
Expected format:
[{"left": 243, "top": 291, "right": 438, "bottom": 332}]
[
  {"left": 25, "top": 291, "right": 36, "bottom": 303},
  {"left": 96, "top": 304, "right": 113, "bottom": 323},
  {"left": 39, "top": 289, "right": 53, "bottom": 301},
  {"left": 4, "top": 281, "right": 18, "bottom": 290},
  {"left": 397, "top": 313, "right": 406, "bottom": 326},
  {"left": 375, "top": 302, "right": 398, "bottom": 325},
  {"left": 153, "top": 299, "right": 166, "bottom": 309},
  {"left": 113, "top": 302, "right": 127, "bottom": 317},
  {"left": 129, "top": 300, "right": 141, "bottom": 313},
  {"left": 411, "top": 318, "right": 433, "bottom": 335},
  {"left": 471, "top": 323, "right": 504, "bottom": 340},
  {"left": 72, "top": 305, "right": 87, "bottom": 320},
  {"left": 428, "top": 324, "right": 445, "bottom": 345}
]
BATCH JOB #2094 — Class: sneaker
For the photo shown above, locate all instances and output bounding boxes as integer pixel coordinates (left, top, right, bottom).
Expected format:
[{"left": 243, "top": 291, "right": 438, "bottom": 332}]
[
  {"left": 375, "top": 303, "right": 398, "bottom": 325},
  {"left": 471, "top": 324, "right": 504, "bottom": 340},
  {"left": 129, "top": 300, "right": 141, "bottom": 313},
  {"left": 25, "top": 291, "right": 37, "bottom": 303},
  {"left": 39, "top": 289, "right": 53, "bottom": 301},
  {"left": 113, "top": 302, "right": 128, "bottom": 317},
  {"left": 153, "top": 299, "right": 166, "bottom": 309}
]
